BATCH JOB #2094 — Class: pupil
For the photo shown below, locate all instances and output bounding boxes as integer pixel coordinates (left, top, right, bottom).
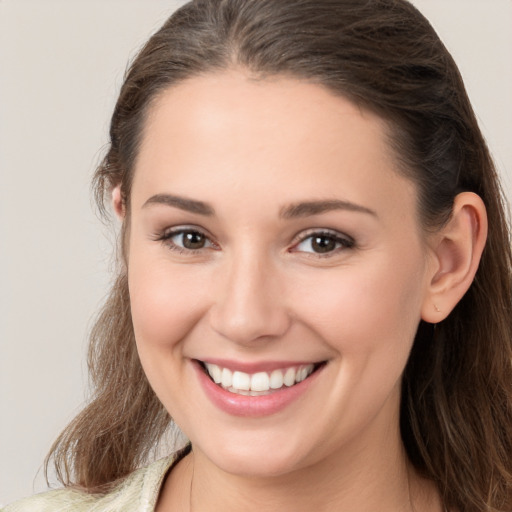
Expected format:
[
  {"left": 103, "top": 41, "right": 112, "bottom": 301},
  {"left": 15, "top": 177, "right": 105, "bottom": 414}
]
[
  {"left": 312, "top": 236, "right": 335, "bottom": 253},
  {"left": 183, "top": 232, "right": 205, "bottom": 249}
]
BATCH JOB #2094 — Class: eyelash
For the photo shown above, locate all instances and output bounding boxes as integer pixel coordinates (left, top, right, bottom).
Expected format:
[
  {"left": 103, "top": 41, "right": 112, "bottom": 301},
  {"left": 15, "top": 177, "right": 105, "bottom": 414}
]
[
  {"left": 291, "top": 229, "right": 355, "bottom": 257},
  {"left": 156, "top": 227, "right": 355, "bottom": 257},
  {"left": 156, "top": 226, "right": 218, "bottom": 255}
]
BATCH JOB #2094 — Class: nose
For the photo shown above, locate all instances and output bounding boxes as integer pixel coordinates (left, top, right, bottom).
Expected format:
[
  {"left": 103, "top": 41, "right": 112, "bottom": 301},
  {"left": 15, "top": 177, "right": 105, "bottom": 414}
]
[{"left": 208, "top": 251, "right": 291, "bottom": 345}]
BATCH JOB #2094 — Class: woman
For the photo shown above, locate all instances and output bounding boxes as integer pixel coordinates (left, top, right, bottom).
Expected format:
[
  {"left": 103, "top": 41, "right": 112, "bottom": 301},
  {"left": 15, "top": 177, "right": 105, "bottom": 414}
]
[{"left": 5, "top": 0, "right": 512, "bottom": 511}]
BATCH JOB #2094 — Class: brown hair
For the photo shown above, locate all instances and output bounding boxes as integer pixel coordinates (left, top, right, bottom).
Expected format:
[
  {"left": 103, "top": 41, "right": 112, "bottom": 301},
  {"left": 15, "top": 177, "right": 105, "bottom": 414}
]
[{"left": 46, "top": 1, "right": 512, "bottom": 510}]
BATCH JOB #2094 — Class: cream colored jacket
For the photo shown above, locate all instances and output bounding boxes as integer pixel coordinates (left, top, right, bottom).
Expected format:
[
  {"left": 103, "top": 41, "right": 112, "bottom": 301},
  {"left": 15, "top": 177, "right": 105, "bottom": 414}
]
[{"left": 2, "top": 455, "right": 176, "bottom": 512}]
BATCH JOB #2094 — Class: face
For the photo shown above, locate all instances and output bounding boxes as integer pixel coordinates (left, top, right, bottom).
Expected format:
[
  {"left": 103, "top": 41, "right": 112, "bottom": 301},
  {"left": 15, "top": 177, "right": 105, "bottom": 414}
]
[{"left": 127, "top": 71, "right": 434, "bottom": 477}]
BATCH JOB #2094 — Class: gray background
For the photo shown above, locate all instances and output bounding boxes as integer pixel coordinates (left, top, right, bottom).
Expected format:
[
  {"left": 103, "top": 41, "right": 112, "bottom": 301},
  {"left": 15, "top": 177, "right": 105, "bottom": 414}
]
[{"left": 1, "top": 0, "right": 511, "bottom": 505}]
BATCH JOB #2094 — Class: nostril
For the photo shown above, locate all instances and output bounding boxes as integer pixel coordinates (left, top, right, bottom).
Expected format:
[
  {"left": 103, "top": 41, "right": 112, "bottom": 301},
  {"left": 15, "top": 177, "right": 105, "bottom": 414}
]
[{"left": 208, "top": 298, "right": 292, "bottom": 345}]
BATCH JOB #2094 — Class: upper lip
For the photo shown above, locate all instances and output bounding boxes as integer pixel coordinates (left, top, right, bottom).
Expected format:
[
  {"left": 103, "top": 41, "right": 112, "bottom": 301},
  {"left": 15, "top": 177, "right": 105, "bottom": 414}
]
[{"left": 195, "top": 358, "right": 326, "bottom": 373}]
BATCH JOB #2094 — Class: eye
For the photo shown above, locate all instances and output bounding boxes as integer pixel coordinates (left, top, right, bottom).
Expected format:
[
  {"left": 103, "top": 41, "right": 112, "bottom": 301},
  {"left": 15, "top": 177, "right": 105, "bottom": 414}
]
[
  {"left": 293, "top": 230, "right": 354, "bottom": 255},
  {"left": 159, "top": 227, "right": 216, "bottom": 253}
]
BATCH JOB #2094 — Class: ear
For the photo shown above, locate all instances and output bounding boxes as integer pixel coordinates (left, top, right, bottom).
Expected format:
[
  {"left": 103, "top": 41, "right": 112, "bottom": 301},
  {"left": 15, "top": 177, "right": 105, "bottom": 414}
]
[
  {"left": 112, "top": 184, "right": 125, "bottom": 220},
  {"left": 421, "top": 192, "right": 488, "bottom": 323}
]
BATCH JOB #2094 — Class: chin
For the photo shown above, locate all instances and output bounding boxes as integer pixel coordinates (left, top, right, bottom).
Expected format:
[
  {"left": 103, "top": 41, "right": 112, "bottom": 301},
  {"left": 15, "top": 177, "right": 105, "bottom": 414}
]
[{"left": 195, "top": 433, "right": 311, "bottom": 478}]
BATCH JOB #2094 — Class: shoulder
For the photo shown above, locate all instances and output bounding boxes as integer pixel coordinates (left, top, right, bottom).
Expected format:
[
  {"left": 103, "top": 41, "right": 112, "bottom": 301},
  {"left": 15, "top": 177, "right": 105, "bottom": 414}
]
[
  {"left": 1, "top": 488, "right": 96, "bottom": 512},
  {"left": 2, "top": 455, "right": 176, "bottom": 512}
]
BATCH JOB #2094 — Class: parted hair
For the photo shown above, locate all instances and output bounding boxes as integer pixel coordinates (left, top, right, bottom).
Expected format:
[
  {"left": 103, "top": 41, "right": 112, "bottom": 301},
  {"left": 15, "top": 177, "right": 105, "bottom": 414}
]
[{"left": 46, "top": 1, "right": 512, "bottom": 510}]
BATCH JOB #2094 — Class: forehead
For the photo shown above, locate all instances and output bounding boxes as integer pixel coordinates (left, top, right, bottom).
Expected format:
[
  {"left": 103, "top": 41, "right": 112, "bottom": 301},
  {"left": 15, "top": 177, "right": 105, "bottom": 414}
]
[
  {"left": 132, "top": 70, "right": 416, "bottom": 222},
  {"left": 140, "top": 70, "right": 392, "bottom": 162}
]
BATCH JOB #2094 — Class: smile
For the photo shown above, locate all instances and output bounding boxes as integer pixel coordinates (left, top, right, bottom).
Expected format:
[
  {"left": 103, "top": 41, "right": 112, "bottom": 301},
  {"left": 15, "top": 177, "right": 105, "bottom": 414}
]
[{"left": 200, "top": 362, "right": 321, "bottom": 396}]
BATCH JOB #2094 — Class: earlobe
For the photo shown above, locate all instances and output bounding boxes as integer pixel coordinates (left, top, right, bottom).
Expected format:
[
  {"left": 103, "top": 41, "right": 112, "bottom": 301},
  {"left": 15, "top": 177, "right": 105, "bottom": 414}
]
[
  {"left": 112, "top": 185, "right": 125, "bottom": 220},
  {"left": 421, "top": 192, "right": 487, "bottom": 323}
]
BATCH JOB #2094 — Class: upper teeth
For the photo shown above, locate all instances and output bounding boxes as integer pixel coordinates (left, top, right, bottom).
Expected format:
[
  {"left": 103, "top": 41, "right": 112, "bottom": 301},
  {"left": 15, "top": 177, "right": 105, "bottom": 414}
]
[{"left": 204, "top": 363, "right": 315, "bottom": 395}]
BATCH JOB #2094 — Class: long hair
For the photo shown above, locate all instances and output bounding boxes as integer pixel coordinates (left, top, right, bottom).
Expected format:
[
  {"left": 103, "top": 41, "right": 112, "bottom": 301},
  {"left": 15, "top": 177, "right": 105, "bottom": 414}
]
[{"left": 46, "top": 1, "right": 512, "bottom": 510}]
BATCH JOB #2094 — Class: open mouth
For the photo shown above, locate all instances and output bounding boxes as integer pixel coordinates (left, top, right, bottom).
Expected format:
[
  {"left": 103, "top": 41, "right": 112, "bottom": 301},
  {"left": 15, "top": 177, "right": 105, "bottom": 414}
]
[{"left": 197, "top": 360, "right": 326, "bottom": 396}]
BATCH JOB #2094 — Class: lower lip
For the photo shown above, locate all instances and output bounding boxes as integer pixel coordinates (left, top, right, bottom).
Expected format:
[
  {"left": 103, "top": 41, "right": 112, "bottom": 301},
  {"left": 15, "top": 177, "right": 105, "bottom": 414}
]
[{"left": 193, "top": 361, "right": 324, "bottom": 417}]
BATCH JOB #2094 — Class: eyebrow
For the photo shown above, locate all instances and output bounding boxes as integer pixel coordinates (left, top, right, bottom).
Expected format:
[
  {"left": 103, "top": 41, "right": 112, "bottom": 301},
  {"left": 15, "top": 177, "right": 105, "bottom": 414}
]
[
  {"left": 142, "top": 194, "right": 376, "bottom": 219},
  {"left": 142, "top": 194, "right": 214, "bottom": 215},
  {"left": 279, "top": 199, "right": 377, "bottom": 219}
]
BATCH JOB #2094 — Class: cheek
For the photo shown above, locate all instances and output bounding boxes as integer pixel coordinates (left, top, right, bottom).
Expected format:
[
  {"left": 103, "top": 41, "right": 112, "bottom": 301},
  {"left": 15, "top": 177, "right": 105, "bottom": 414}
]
[
  {"left": 293, "top": 250, "right": 426, "bottom": 358},
  {"left": 128, "top": 255, "right": 210, "bottom": 353}
]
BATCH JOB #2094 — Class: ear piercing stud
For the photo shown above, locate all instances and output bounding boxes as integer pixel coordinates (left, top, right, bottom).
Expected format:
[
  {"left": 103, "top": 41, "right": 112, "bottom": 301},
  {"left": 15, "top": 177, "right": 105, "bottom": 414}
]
[{"left": 434, "top": 304, "right": 441, "bottom": 313}]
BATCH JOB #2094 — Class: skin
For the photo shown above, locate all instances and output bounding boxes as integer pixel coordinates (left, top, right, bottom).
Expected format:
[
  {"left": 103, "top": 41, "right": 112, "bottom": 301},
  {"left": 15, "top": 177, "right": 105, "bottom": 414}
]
[{"left": 117, "top": 70, "right": 487, "bottom": 511}]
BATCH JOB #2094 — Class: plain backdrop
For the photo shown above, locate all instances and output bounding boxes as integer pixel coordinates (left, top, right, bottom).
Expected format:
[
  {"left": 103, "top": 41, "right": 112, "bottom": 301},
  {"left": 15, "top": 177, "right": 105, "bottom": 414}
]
[{"left": 1, "top": 0, "right": 511, "bottom": 505}]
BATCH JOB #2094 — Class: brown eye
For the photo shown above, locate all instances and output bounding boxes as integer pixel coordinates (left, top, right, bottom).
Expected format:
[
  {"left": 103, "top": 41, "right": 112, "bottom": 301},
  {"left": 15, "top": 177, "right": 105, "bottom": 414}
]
[
  {"left": 311, "top": 235, "right": 337, "bottom": 253},
  {"left": 294, "top": 231, "right": 354, "bottom": 255},
  {"left": 161, "top": 228, "right": 215, "bottom": 253},
  {"left": 182, "top": 231, "right": 206, "bottom": 250}
]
